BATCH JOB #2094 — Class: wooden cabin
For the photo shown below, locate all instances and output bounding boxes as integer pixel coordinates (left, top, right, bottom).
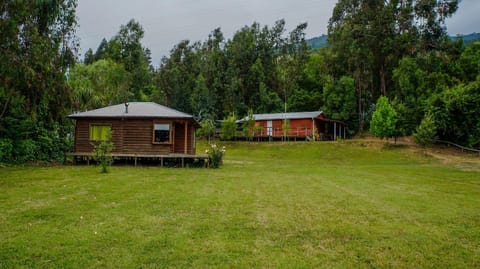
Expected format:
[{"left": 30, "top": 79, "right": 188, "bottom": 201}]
[
  {"left": 68, "top": 102, "right": 203, "bottom": 165},
  {"left": 238, "top": 111, "right": 346, "bottom": 141}
]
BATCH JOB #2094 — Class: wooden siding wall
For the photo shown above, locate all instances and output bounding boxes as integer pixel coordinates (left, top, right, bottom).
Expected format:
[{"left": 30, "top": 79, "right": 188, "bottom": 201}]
[
  {"left": 74, "top": 118, "right": 196, "bottom": 155},
  {"left": 173, "top": 121, "right": 195, "bottom": 155}
]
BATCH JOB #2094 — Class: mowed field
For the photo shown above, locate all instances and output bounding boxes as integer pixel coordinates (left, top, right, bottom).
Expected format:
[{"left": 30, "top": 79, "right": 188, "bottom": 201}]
[{"left": 1, "top": 141, "right": 479, "bottom": 268}]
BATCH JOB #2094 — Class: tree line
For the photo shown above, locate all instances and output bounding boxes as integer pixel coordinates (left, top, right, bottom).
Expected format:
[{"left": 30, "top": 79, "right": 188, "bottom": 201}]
[{"left": 1, "top": 0, "right": 479, "bottom": 163}]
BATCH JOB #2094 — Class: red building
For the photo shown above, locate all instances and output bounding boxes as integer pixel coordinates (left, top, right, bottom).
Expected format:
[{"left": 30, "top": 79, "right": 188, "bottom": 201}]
[{"left": 239, "top": 111, "right": 346, "bottom": 141}]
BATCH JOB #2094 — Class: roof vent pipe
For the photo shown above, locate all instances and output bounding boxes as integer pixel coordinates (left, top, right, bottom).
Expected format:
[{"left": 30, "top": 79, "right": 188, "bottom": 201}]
[{"left": 125, "top": 102, "right": 129, "bottom": 114}]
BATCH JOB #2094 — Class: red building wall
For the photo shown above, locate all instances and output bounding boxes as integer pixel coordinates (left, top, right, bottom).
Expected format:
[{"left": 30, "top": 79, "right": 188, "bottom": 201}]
[{"left": 253, "top": 118, "right": 316, "bottom": 137}]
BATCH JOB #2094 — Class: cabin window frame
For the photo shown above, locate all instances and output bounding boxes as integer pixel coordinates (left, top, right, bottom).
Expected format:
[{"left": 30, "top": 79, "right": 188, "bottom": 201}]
[
  {"left": 152, "top": 122, "right": 172, "bottom": 144},
  {"left": 89, "top": 124, "right": 112, "bottom": 142}
]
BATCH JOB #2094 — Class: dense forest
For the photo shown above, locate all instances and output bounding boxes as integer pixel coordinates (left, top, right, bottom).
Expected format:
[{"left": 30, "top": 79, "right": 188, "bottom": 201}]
[
  {"left": 1, "top": 0, "right": 479, "bottom": 163},
  {"left": 305, "top": 32, "right": 480, "bottom": 50}
]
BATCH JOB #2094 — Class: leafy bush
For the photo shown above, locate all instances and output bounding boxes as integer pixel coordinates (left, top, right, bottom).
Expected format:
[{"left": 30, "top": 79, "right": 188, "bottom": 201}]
[
  {"left": 220, "top": 113, "right": 237, "bottom": 140},
  {"left": 0, "top": 138, "right": 13, "bottom": 163},
  {"left": 92, "top": 130, "right": 114, "bottom": 173},
  {"left": 15, "top": 139, "right": 40, "bottom": 163},
  {"left": 282, "top": 119, "right": 290, "bottom": 137},
  {"left": 427, "top": 78, "right": 480, "bottom": 149},
  {"left": 206, "top": 144, "right": 225, "bottom": 168},
  {"left": 370, "top": 96, "right": 398, "bottom": 141},
  {"left": 414, "top": 113, "right": 437, "bottom": 147},
  {"left": 242, "top": 109, "right": 255, "bottom": 141},
  {"left": 197, "top": 119, "right": 216, "bottom": 142}
]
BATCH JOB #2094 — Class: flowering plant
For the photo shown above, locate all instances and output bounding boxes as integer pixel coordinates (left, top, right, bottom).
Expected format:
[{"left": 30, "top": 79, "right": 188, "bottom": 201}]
[{"left": 205, "top": 144, "right": 225, "bottom": 168}]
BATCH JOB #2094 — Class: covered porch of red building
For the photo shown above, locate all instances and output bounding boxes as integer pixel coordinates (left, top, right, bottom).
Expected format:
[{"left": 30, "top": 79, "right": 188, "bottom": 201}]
[{"left": 315, "top": 118, "right": 346, "bottom": 141}]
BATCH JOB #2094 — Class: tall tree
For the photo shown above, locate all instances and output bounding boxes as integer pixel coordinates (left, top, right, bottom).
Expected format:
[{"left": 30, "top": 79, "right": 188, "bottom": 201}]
[
  {"left": 323, "top": 76, "right": 357, "bottom": 132},
  {"left": 328, "top": 0, "right": 459, "bottom": 130},
  {"left": 68, "top": 59, "right": 132, "bottom": 111},
  {"left": 0, "top": 0, "right": 78, "bottom": 162},
  {"left": 91, "top": 19, "right": 154, "bottom": 101}
]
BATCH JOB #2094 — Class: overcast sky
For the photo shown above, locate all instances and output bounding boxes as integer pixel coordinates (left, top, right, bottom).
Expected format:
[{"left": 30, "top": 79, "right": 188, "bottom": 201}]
[{"left": 77, "top": 0, "right": 480, "bottom": 65}]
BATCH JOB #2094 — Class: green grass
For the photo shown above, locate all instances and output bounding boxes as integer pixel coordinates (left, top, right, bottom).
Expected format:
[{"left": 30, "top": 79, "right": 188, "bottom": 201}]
[{"left": 1, "top": 141, "right": 479, "bottom": 268}]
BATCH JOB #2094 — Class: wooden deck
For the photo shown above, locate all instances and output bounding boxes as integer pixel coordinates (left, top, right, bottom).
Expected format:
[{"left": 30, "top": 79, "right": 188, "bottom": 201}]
[{"left": 67, "top": 152, "right": 210, "bottom": 167}]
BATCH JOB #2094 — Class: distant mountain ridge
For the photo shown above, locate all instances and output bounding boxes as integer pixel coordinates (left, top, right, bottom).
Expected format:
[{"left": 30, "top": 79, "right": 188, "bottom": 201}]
[
  {"left": 305, "top": 34, "right": 328, "bottom": 49},
  {"left": 452, "top": 32, "right": 480, "bottom": 44},
  {"left": 306, "top": 32, "right": 480, "bottom": 49}
]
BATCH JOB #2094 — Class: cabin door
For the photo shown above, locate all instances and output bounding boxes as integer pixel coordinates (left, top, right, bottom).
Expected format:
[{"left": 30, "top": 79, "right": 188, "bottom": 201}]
[
  {"left": 267, "top": 120, "right": 273, "bottom": 136},
  {"left": 174, "top": 122, "right": 186, "bottom": 153}
]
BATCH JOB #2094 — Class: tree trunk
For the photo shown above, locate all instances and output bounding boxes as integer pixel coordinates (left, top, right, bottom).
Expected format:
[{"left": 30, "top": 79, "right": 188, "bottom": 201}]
[
  {"left": 357, "top": 84, "right": 364, "bottom": 131},
  {"left": 380, "top": 65, "right": 386, "bottom": 96}
]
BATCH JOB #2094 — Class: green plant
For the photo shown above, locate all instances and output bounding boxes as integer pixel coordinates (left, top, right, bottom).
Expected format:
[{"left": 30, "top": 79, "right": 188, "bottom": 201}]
[
  {"left": 370, "top": 96, "right": 398, "bottom": 142},
  {"left": 220, "top": 113, "right": 237, "bottom": 141},
  {"left": 0, "top": 138, "right": 13, "bottom": 163},
  {"left": 205, "top": 143, "right": 225, "bottom": 168},
  {"left": 197, "top": 119, "right": 216, "bottom": 142},
  {"left": 15, "top": 139, "right": 39, "bottom": 163},
  {"left": 242, "top": 109, "right": 255, "bottom": 141},
  {"left": 282, "top": 119, "right": 290, "bottom": 138},
  {"left": 414, "top": 113, "right": 438, "bottom": 147},
  {"left": 253, "top": 125, "right": 264, "bottom": 136},
  {"left": 313, "top": 127, "right": 320, "bottom": 141},
  {"left": 92, "top": 130, "right": 114, "bottom": 173}
]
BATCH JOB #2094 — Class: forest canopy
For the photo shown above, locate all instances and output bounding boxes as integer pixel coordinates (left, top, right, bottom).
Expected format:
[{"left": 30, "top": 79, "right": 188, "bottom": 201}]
[{"left": 1, "top": 0, "right": 479, "bottom": 163}]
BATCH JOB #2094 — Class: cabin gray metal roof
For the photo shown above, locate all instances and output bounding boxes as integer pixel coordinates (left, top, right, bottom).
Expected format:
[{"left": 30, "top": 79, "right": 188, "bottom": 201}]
[
  {"left": 239, "top": 111, "right": 324, "bottom": 122},
  {"left": 68, "top": 102, "right": 193, "bottom": 119}
]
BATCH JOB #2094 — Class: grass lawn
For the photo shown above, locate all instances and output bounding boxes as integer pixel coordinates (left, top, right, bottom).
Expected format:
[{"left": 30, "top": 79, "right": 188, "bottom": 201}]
[{"left": 1, "top": 140, "right": 479, "bottom": 268}]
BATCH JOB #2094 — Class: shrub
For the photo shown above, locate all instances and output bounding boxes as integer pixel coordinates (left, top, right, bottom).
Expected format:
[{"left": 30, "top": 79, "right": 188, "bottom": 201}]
[
  {"left": 220, "top": 113, "right": 237, "bottom": 140},
  {"left": 242, "top": 109, "right": 255, "bottom": 141},
  {"left": 0, "top": 138, "right": 13, "bottom": 163},
  {"left": 92, "top": 130, "right": 114, "bottom": 173},
  {"left": 15, "top": 139, "right": 39, "bottom": 163},
  {"left": 196, "top": 119, "right": 216, "bottom": 142},
  {"left": 282, "top": 119, "right": 290, "bottom": 138},
  {"left": 253, "top": 125, "right": 264, "bottom": 136},
  {"left": 206, "top": 144, "right": 225, "bottom": 168},
  {"left": 414, "top": 113, "right": 437, "bottom": 147},
  {"left": 370, "top": 96, "right": 398, "bottom": 141}
]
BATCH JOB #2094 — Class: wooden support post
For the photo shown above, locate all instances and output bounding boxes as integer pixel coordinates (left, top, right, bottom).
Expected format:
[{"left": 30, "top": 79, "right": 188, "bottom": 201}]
[
  {"left": 334, "top": 122, "right": 337, "bottom": 141},
  {"left": 161, "top": 157, "right": 163, "bottom": 167},
  {"left": 184, "top": 121, "right": 188, "bottom": 154},
  {"left": 134, "top": 156, "right": 137, "bottom": 167},
  {"left": 181, "top": 157, "right": 184, "bottom": 168}
]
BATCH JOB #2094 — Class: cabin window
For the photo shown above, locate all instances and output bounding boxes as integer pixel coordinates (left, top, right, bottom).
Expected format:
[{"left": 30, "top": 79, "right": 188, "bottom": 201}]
[
  {"left": 89, "top": 125, "right": 111, "bottom": 141},
  {"left": 153, "top": 123, "right": 171, "bottom": 143}
]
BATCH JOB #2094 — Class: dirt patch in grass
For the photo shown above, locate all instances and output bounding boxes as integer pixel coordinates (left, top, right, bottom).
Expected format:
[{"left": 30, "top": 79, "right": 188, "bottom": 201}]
[
  {"left": 422, "top": 146, "right": 480, "bottom": 171},
  {"left": 347, "top": 138, "right": 480, "bottom": 171}
]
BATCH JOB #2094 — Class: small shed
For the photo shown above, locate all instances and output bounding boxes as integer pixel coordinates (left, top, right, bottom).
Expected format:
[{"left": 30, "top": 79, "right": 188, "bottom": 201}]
[
  {"left": 68, "top": 102, "right": 201, "bottom": 163},
  {"left": 239, "top": 111, "right": 346, "bottom": 141}
]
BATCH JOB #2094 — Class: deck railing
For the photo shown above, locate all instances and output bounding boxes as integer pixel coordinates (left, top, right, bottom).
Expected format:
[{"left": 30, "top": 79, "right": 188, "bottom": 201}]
[{"left": 250, "top": 127, "right": 313, "bottom": 137}]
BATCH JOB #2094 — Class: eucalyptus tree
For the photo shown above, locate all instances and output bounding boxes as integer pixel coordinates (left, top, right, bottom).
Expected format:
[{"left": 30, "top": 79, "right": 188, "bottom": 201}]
[
  {"left": 0, "top": 0, "right": 78, "bottom": 162},
  {"left": 328, "top": 0, "right": 459, "bottom": 130},
  {"left": 154, "top": 40, "right": 201, "bottom": 114},
  {"left": 91, "top": 19, "right": 154, "bottom": 101}
]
